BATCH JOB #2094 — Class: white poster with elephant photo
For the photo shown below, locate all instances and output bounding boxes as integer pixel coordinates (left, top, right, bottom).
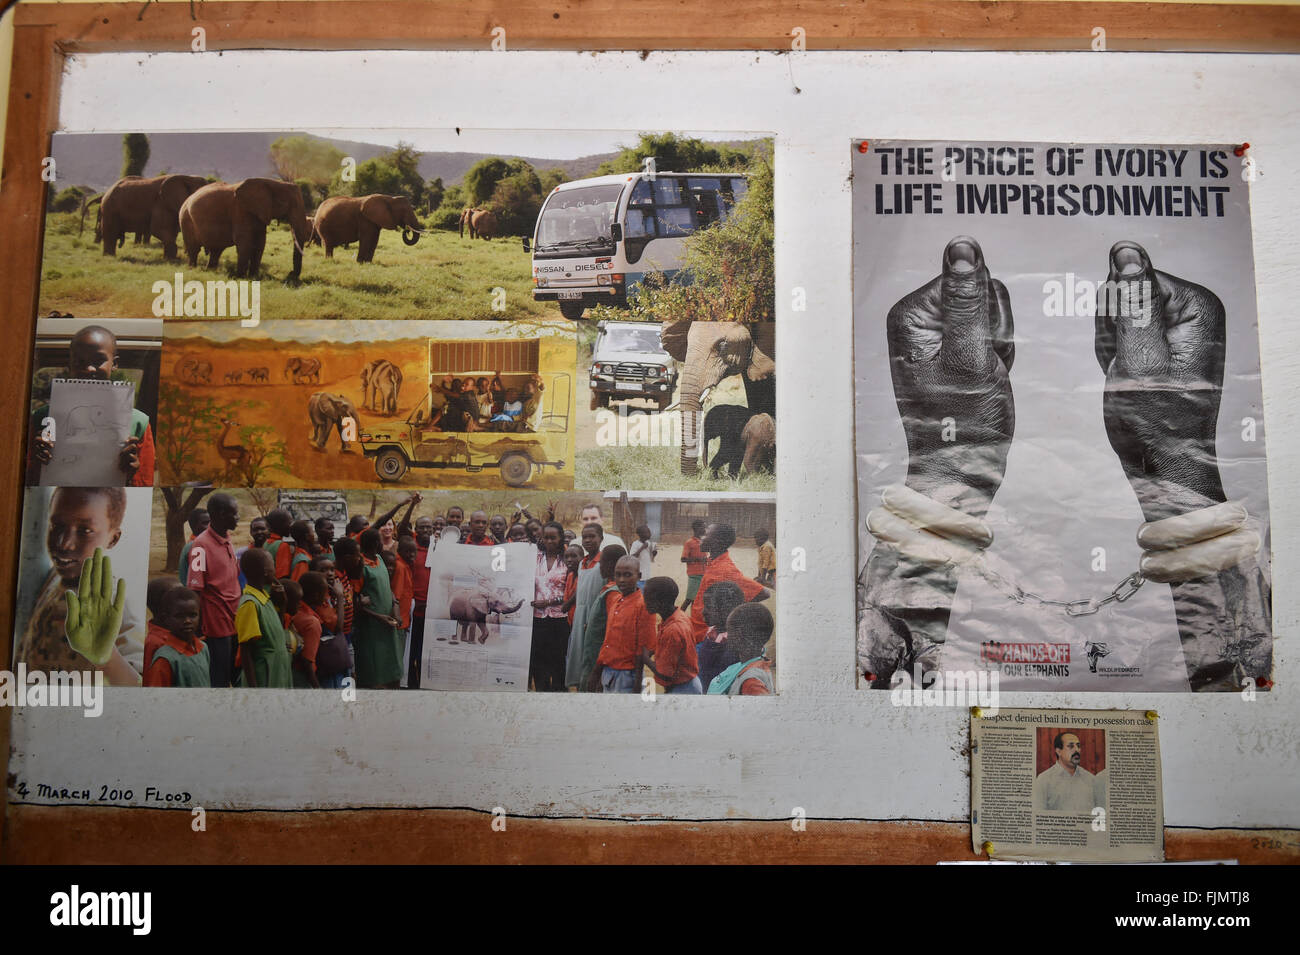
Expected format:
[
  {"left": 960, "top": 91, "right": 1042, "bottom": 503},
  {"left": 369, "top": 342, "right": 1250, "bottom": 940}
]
[
  {"left": 854, "top": 139, "right": 1273, "bottom": 694},
  {"left": 421, "top": 540, "right": 536, "bottom": 692}
]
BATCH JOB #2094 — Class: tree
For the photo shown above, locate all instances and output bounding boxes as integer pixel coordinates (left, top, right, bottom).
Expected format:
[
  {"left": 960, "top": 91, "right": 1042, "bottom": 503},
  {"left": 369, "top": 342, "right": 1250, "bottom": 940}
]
[
  {"left": 49, "top": 185, "right": 90, "bottom": 213},
  {"left": 234, "top": 423, "right": 291, "bottom": 488},
  {"left": 424, "top": 177, "right": 445, "bottom": 213},
  {"left": 539, "top": 166, "right": 568, "bottom": 194},
  {"left": 160, "top": 486, "right": 213, "bottom": 572},
  {"left": 270, "top": 136, "right": 346, "bottom": 186},
  {"left": 488, "top": 168, "right": 544, "bottom": 236},
  {"left": 629, "top": 153, "right": 774, "bottom": 323},
  {"left": 156, "top": 381, "right": 230, "bottom": 485},
  {"left": 121, "top": 133, "right": 150, "bottom": 178},
  {"left": 595, "top": 132, "right": 751, "bottom": 175}
]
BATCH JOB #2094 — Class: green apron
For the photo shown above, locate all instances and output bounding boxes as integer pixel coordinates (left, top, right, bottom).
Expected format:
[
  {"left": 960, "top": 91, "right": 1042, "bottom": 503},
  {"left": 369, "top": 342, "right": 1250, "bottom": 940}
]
[
  {"left": 353, "top": 562, "right": 404, "bottom": 687},
  {"left": 153, "top": 642, "right": 212, "bottom": 687},
  {"left": 238, "top": 592, "right": 292, "bottom": 689}
]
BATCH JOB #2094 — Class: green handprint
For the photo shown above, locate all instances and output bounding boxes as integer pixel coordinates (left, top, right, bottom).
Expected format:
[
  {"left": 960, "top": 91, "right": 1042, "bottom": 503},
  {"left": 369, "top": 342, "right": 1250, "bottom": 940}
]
[{"left": 65, "top": 547, "right": 126, "bottom": 666}]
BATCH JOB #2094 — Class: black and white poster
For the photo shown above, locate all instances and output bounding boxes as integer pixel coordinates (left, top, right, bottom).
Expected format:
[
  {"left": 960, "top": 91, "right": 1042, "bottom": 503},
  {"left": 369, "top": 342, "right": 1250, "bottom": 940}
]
[{"left": 854, "top": 140, "right": 1272, "bottom": 693}]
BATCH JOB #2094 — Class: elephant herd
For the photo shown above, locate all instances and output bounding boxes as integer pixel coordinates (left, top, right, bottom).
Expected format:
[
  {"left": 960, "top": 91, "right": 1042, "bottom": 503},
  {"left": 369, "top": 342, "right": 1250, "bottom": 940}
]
[
  {"left": 78, "top": 174, "right": 437, "bottom": 282},
  {"left": 223, "top": 367, "right": 269, "bottom": 385}
]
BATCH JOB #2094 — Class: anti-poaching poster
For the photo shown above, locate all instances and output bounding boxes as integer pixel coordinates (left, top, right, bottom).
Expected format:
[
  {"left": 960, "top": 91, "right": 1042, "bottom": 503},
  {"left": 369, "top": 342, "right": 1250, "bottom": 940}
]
[{"left": 853, "top": 140, "right": 1272, "bottom": 693}]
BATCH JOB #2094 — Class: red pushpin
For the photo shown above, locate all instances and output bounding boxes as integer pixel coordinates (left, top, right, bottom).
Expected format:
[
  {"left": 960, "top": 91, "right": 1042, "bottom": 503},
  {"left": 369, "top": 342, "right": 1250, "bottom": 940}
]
[
  {"left": 1234, "top": 142, "right": 1250, "bottom": 157},
  {"left": 858, "top": 140, "right": 870, "bottom": 153}
]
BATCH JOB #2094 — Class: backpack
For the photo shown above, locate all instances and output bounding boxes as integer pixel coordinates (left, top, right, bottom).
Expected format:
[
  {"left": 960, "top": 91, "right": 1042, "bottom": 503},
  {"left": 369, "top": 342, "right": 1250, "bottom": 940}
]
[{"left": 707, "top": 655, "right": 771, "bottom": 695}]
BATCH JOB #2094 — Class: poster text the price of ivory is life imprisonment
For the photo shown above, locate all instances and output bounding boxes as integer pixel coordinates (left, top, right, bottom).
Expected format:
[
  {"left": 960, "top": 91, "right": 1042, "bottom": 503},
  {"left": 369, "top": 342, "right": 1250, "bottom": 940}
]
[{"left": 854, "top": 140, "right": 1272, "bottom": 693}]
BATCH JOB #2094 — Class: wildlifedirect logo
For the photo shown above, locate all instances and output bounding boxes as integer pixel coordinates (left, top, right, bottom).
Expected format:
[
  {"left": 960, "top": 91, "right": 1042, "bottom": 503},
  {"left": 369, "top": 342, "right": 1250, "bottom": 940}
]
[
  {"left": 0, "top": 666, "right": 103, "bottom": 717},
  {"left": 151, "top": 272, "right": 261, "bottom": 327},
  {"left": 49, "top": 885, "right": 150, "bottom": 935}
]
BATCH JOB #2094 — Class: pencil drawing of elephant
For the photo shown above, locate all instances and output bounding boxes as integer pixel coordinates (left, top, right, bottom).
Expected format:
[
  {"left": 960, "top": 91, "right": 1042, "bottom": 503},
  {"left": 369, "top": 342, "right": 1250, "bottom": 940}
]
[
  {"left": 82, "top": 174, "right": 210, "bottom": 260},
  {"left": 660, "top": 318, "right": 776, "bottom": 475},
  {"left": 175, "top": 356, "right": 213, "bottom": 385},
  {"left": 447, "top": 588, "right": 525, "bottom": 644},
  {"left": 63, "top": 405, "right": 114, "bottom": 438},
  {"left": 284, "top": 356, "right": 322, "bottom": 384},
  {"left": 313, "top": 195, "right": 423, "bottom": 262},
  {"left": 359, "top": 358, "right": 403, "bottom": 415},
  {"left": 308, "top": 392, "right": 360, "bottom": 452}
]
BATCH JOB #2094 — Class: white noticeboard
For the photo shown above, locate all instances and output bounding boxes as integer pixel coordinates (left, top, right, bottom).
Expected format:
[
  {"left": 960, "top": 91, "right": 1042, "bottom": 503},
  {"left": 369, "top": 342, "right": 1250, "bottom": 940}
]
[{"left": 8, "top": 49, "right": 1298, "bottom": 831}]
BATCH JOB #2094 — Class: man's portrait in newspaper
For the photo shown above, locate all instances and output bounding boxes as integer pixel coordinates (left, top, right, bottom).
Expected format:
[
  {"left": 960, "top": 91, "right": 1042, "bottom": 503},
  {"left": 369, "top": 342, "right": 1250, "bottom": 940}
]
[{"left": 1034, "top": 729, "right": 1107, "bottom": 813}]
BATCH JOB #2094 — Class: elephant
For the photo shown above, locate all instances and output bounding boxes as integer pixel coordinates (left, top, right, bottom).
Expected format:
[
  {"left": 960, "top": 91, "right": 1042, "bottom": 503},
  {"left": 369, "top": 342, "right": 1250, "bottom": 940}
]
[
  {"left": 660, "top": 318, "right": 776, "bottom": 475},
  {"left": 459, "top": 208, "right": 499, "bottom": 240},
  {"left": 703, "top": 404, "right": 758, "bottom": 477},
  {"left": 179, "top": 178, "right": 312, "bottom": 281},
  {"left": 448, "top": 588, "right": 525, "bottom": 644},
  {"left": 308, "top": 392, "right": 361, "bottom": 452},
  {"left": 80, "top": 174, "right": 210, "bottom": 260},
  {"left": 174, "top": 356, "right": 213, "bottom": 385},
  {"left": 740, "top": 412, "right": 776, "bottom": 474},
  {"left": 313, "top": 194, "right": 423, "bottom": 262},
  {"left": 284, "top": 356, "right": 322, "bottom": 384},
  {"left": 247, "top": 366, "right": 270, "bottom": 383},
  {"left": 359, "top": 358, "right": 403, "bottom": 415}
]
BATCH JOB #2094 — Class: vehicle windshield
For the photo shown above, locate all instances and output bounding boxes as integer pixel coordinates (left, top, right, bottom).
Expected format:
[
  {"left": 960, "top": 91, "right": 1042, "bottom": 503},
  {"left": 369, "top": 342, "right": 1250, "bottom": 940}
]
[
  {"left": 535, "top": 184, "right": 624, "bottom": 253},
  {"left": 600, "top": 326, "right": 666, "bottom": 356}
]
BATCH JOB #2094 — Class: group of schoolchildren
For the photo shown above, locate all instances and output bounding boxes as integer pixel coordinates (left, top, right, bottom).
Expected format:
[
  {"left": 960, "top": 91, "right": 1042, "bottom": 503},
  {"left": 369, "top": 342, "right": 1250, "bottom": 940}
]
[
  {"left": 564, "top": 516, "right": 777, "bottom": 697},
  {"left": 146, "top": 495, "right": 777, "bottom": 696}
]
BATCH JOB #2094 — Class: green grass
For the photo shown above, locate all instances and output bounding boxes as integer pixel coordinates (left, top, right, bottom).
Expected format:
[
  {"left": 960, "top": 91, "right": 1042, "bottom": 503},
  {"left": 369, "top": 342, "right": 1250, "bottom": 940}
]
[
  {"left": 38, "top": 213, "right": 552, "bottom": 321},
  {"left": 577, "top": 443, "right": 775, "bottom": 493}
]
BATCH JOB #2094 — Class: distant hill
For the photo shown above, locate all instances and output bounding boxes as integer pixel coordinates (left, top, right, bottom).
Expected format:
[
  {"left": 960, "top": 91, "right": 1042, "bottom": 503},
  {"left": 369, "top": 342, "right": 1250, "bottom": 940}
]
[
  {"left": 49, "top": 131, "right": 625, "bottom": 194},
  {"left": 49, "top": 131, "right": 767, "bottom": 194}
]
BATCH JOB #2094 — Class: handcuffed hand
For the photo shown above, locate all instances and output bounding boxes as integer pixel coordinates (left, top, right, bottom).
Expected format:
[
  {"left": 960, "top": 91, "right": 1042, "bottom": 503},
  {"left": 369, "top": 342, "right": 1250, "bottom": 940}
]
[
  {"left": 1094, "top": 241, "right": 1227, "bottom": 521},
  {"left": 887, "top": 236, "right": 1016, "bottom": 516}
]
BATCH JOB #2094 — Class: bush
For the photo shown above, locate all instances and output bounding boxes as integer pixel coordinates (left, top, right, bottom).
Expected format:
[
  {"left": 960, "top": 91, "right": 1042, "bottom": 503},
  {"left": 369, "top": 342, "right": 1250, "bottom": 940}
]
[
  {"left": 49, "top": 186, "right": 90, "bottom": 214},
  {"left": 627, "top": 153, "right": 774, "bottom": 324}
]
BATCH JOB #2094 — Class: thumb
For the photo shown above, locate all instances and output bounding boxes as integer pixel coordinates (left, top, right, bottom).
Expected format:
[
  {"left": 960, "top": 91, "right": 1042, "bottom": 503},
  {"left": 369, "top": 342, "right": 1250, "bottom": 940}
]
[
  {"left": 1104, "top": 241, "right": 1169, "bottom": 377},
  {"left": 938, "top": 236, "right": 993, "bottom": 372}
]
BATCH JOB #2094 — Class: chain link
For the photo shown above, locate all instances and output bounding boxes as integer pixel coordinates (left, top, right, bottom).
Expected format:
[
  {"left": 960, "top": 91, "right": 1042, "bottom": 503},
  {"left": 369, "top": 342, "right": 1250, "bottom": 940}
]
[{"left": 976, "top": 559, "right": 1145, "bottom": 617}]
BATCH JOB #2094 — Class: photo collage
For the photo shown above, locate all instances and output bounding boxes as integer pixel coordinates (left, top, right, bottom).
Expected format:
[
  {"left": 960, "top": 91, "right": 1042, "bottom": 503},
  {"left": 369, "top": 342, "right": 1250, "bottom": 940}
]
[{"left": 17, "top": 128, "right": 778, "bottom": 694}]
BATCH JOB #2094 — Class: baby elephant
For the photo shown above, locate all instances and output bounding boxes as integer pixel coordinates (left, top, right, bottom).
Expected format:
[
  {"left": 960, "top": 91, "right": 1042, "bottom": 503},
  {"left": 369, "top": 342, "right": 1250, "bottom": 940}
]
[{"left": 703, "top": 404, "right": 774, "bottom": 477}]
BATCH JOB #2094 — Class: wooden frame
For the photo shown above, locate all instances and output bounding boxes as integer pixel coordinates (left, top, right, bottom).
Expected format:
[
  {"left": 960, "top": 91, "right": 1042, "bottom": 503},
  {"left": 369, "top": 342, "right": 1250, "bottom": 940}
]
[{"left": 3, "top": 0, "right": 1299, "bottom": 864}]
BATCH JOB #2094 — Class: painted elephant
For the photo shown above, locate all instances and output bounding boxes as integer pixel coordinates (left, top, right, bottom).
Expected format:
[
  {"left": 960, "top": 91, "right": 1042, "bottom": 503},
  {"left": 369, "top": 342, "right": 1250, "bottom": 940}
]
[
  {"left": 308, "top": 392, "right": 360, "bottom": 452},
  {"left": 247, "top": 366, "right": 270, "bottom": 382},
  {"left": 448, "top": 588, "right": 525, "bottom": 644},
  {"left": 459, "top": 208, "right": 499, "bottom": 240},
  {"left": 359, "top": 358, "right": 403, "bottom": 415},
  {"left": 174, "top": 356, "right": 213, "bottom": 385},
  {"left": 179, "top": 178, "right": 312, "bottom": 280},
  {"left": 313, "top": 194, "right": 423, "bottom": 262},
  {"left": 81, "top": 174, "right": 210, "bottom": 260},
  {"left": 660, "top": 318, "right": 776, "bottom": 475},
  {"left": 284, "top": 356, "right": 322, "bottom": 384}
]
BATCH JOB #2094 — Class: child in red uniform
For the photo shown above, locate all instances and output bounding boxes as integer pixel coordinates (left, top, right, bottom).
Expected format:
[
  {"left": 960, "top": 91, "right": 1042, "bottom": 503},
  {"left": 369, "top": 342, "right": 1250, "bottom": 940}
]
[
  {"left": 679, "top": 520, "right": 708, "bottom": 609},
  {"left": 593, "top": 555, "right": 656, "bottom": 694},
  {"left": 560, "top": 543, "right": 583, "bottom": 625},
  {"left": 708, "top": 603, "right": 775, "bottom": 695},
  {"left": 143, "top": 584, "right": 210, "bottom": 687},
  {"left": 689, "top": 522, "right": 770, "bottom": 640},
  {"left": 640, "top": 577, "right": 701, "bottom": 694},
  {"left": 291, "top": 573, "right": 325, "bottom": 689}
]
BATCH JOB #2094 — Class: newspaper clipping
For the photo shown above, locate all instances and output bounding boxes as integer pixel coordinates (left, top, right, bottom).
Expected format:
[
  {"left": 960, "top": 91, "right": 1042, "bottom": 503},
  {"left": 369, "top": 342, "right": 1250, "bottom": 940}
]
[{"left": 971, "top": 708, "right": 1164, "bottom": 862}]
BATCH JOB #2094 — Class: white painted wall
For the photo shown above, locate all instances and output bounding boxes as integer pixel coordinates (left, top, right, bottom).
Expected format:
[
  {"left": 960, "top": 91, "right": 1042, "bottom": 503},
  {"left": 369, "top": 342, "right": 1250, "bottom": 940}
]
[{"left": 11, "top": 50, "right": 1298, "bottom": 828}]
